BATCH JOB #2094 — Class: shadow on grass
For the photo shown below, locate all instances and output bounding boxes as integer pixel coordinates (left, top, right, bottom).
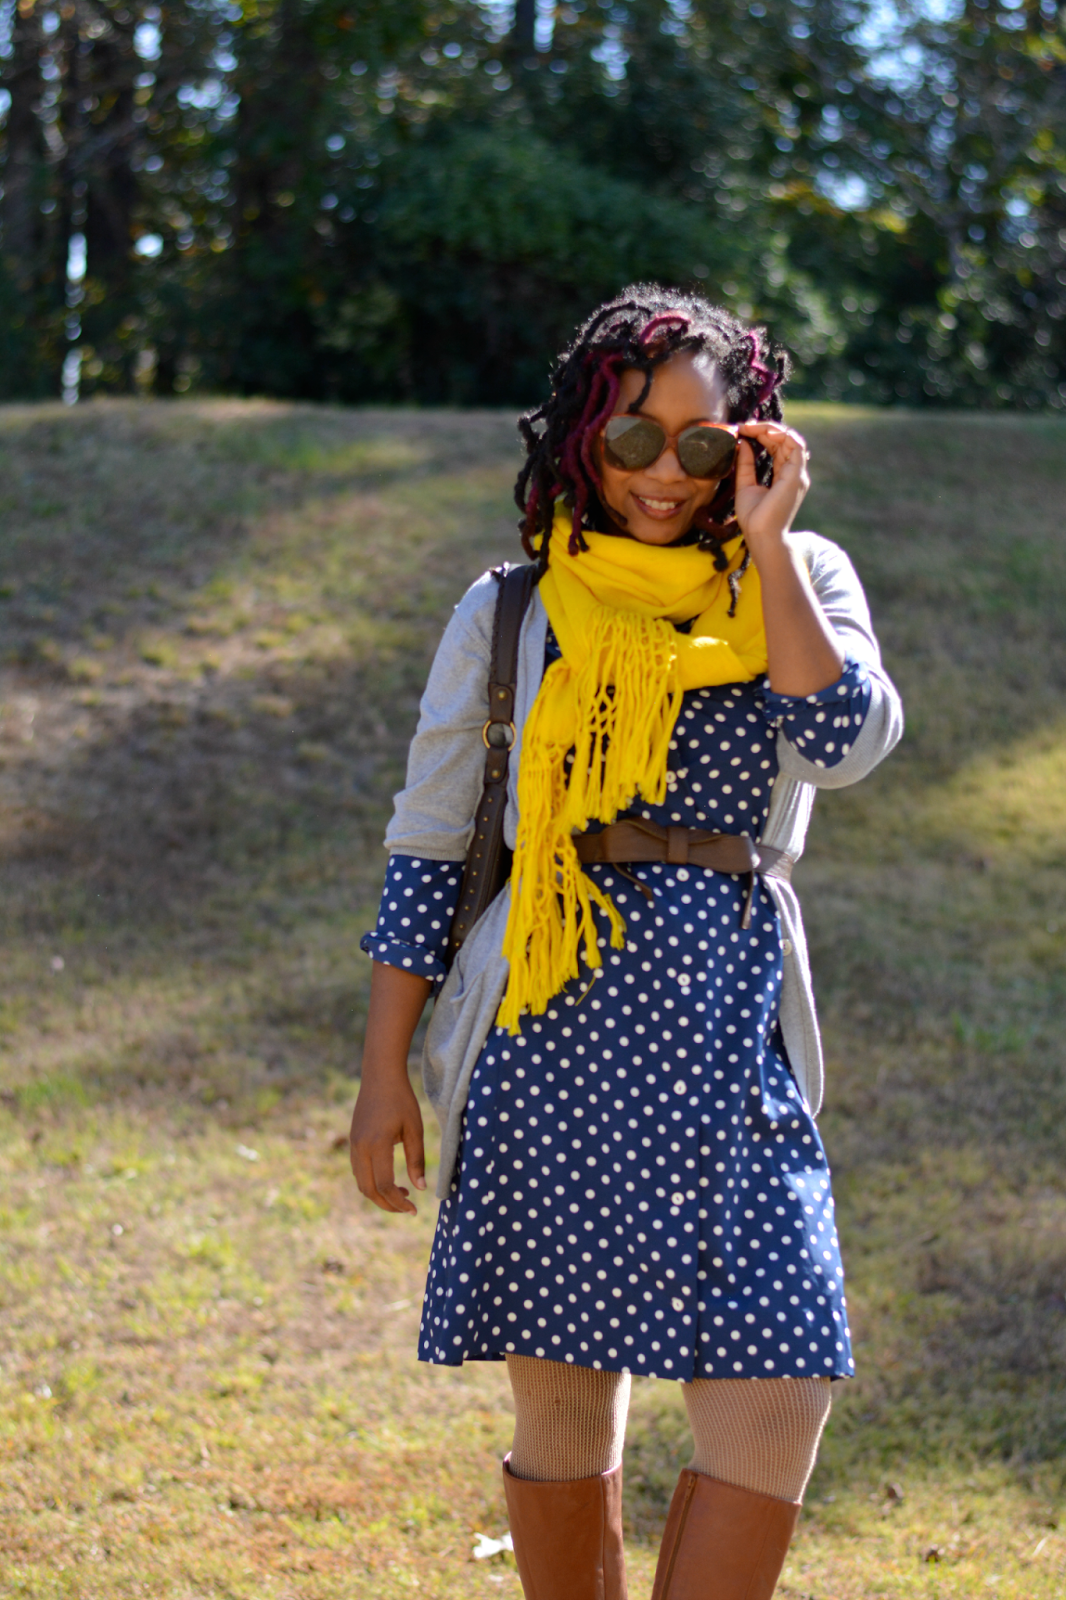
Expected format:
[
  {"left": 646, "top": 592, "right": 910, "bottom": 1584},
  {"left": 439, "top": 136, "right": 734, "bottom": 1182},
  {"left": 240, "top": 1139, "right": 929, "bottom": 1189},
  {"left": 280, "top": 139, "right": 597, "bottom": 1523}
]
[
  {"left": 2, "top": 400, "right": 1066, "bottom": 1514},
  {"left": 0, "top": 402, "right": 522, "bottom": 1113}
]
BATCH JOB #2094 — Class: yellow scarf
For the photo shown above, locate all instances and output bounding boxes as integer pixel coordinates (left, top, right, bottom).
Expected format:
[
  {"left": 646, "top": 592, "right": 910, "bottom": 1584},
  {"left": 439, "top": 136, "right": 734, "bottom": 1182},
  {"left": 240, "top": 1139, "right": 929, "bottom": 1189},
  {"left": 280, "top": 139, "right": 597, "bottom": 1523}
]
[{"left": 497, "top": 507, "right": 768, "bottom": 1034}]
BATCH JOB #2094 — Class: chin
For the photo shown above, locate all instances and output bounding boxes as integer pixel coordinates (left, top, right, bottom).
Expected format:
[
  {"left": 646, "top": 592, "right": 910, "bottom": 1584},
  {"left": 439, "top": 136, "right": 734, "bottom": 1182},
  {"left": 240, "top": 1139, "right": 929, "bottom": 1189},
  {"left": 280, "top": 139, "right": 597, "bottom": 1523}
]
[{"left": 629, "top": 519, "right": 690, "bottom": 546}]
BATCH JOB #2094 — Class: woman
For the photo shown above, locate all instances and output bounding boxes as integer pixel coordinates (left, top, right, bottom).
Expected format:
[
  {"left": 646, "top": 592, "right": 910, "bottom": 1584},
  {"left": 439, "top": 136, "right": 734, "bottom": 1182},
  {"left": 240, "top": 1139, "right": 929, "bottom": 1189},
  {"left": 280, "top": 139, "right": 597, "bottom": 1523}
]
[{"left": 350, "top": 287, "right": 903, "bottom": 1599}]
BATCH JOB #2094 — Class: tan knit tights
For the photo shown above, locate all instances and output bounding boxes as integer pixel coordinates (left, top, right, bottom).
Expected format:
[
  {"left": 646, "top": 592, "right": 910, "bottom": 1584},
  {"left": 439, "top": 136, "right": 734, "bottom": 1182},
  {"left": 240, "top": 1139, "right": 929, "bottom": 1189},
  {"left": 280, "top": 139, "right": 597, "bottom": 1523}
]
[{"left": 507, "top": 1355, "right": 831, "bottom": 1503}]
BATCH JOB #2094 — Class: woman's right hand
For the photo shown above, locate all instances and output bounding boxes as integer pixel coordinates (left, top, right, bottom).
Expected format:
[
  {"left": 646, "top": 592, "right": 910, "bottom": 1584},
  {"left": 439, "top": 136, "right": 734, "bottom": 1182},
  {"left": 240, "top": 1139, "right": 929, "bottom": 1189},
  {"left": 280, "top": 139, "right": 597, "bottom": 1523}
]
[
  {"left": 349, "top": 961, "right": 433, "bottom": 1214},
  {"left": 350, "top": 1071, "right": 426, "bottom": 1214}
]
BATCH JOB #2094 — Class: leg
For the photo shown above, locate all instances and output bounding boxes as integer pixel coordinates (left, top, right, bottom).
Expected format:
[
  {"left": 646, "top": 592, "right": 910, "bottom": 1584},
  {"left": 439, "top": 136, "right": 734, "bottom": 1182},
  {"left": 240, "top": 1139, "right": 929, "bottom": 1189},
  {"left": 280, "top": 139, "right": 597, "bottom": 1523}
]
[
  {"left": 651, "top": 1377, "right": 831, "bottom": 1599},
  {"left": 508, "top": 1353, "right": 631, "bottom": 1481},
  {"left": 502, "top": 1355, "right": 630, "bottom": 1599},
  {"left": 684, "top": 1374, "right": 831, "bottom": 1501}
]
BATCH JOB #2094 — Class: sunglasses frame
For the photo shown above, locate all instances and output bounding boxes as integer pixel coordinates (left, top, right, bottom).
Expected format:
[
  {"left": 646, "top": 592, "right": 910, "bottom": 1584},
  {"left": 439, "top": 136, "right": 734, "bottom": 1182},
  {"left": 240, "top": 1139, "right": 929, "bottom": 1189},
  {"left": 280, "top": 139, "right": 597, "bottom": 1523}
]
[{"left": 600, "top": 416, "right": 739, "bottom": 480}]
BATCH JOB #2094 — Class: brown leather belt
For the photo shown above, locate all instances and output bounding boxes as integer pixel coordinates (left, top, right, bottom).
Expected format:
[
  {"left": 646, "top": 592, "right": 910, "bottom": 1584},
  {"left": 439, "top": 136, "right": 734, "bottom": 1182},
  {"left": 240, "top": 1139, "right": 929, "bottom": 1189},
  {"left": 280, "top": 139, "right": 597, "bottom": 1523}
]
[{"left": 573, "top": 819, "right": 793, "bottom": 929}]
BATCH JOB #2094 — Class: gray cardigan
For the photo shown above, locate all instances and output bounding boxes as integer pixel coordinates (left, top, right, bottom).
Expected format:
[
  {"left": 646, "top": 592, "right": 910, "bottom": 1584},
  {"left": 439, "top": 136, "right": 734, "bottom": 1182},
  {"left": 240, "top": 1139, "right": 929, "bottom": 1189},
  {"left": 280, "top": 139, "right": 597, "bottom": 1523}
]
[{"left": 383, "top": 532, "right": 904, "bottom": 1196}]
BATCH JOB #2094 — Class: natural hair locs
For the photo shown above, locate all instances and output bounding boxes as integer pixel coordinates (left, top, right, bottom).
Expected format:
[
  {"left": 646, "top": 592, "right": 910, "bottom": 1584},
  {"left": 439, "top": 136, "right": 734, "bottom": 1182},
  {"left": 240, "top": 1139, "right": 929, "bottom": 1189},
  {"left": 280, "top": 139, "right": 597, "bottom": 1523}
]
[{"left": 515, "top": 284, "right": 790, "bottom": 573}]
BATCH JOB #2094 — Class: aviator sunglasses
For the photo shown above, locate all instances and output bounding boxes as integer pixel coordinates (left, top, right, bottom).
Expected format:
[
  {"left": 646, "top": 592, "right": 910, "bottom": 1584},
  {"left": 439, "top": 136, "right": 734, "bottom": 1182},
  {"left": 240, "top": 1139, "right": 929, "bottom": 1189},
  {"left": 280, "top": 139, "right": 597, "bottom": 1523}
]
[{"left": 601, "top": 415, "right": 738, "bottom": 480}]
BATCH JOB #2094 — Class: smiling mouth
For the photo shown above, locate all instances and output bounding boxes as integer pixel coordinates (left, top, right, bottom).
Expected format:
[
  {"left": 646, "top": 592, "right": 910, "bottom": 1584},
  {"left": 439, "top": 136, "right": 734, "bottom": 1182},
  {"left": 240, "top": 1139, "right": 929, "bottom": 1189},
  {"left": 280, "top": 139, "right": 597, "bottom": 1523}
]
[{"left": 633, "top": 494, "right": 686, "bottom": 517}]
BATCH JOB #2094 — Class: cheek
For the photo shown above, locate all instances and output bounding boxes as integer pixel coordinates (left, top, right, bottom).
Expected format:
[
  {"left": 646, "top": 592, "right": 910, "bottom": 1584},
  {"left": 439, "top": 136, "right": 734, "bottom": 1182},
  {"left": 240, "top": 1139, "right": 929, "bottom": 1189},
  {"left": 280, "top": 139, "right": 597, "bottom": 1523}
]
[
  {"left": 692, "top": 478, "right": 723, "bottom": 509},
  {"left": 598, "top": 466, "right": 630, "bottom": 515}
]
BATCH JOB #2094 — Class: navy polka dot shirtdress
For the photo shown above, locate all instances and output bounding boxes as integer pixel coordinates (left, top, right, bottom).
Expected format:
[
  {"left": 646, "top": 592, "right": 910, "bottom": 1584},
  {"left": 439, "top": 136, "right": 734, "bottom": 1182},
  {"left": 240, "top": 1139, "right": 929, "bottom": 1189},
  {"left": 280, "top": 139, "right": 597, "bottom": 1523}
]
[{"left": 362, "top": 645, "right": 871, "bottom": 1383}]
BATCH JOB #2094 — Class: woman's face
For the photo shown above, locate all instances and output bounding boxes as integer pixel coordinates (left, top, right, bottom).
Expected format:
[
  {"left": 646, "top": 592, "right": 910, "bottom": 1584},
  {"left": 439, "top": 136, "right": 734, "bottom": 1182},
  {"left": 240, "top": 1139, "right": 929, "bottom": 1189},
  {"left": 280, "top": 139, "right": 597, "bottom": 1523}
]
[{"left": 597, "top": 352, "right": 730, "bottom": 546}]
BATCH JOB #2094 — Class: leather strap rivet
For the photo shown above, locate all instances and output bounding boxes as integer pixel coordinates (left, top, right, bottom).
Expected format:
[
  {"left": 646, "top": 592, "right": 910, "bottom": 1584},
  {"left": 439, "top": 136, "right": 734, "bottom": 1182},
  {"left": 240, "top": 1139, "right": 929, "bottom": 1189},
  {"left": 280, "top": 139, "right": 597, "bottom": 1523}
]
[{"left": 446, "top": 563, "right": 536, "bottom": 968}]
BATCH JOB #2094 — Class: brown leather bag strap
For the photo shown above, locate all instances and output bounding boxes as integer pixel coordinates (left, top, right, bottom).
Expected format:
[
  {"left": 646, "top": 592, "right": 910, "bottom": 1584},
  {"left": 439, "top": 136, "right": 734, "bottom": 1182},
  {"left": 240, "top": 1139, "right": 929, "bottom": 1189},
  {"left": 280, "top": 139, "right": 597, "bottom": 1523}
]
[{"left": 445, "top": 563, "right": 537, "bottom": 968}]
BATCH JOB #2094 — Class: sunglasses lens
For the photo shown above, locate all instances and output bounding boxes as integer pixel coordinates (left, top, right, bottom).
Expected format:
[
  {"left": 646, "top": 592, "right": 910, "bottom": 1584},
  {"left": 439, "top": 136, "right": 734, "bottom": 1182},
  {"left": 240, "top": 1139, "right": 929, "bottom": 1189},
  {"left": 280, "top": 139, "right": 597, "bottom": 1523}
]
[
  {"left": 677, "top": 426, "right": 736, "bottom": 479},
  {"left": 603, "top": 416, "right": 666, "bottom": 471}
]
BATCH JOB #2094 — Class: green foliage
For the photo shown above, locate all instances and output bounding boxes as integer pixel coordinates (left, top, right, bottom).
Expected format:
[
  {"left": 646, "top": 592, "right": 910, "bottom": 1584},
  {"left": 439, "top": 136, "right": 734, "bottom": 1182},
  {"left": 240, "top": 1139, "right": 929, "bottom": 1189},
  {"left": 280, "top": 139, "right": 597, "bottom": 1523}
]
[
  {"left": 0, "top": 0, "right": 1063, "bottom": 406},
  {"left": 314, "top": 127, "right": 745, "bottom": 403}
]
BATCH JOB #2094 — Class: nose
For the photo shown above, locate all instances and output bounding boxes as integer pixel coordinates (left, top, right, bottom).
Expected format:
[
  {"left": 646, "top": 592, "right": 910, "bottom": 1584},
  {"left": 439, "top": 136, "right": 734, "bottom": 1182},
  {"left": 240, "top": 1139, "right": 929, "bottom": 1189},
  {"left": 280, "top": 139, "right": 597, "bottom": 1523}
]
[{"left": 645, "top": 445, "right": 686, "bottom": 481}]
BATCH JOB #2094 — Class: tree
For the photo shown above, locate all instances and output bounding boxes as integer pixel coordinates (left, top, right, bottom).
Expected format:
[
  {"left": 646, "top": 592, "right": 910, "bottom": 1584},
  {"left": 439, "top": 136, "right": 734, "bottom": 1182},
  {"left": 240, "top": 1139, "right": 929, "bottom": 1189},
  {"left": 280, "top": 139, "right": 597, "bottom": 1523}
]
[
  {"left": 0, "top": 0, "right": 1062, "bottom": 406},
  {"left": 326, "top": 125, "right": 749, "bottom": 403},
  {"left": 791, "top": 0, "right": 1066, "bottom": 403},
  {"left": 0, "top": 0, "right": 66, "bottom": 395},
  {"left": 191, "top": 0, "right": 439, "bottom": 396}
]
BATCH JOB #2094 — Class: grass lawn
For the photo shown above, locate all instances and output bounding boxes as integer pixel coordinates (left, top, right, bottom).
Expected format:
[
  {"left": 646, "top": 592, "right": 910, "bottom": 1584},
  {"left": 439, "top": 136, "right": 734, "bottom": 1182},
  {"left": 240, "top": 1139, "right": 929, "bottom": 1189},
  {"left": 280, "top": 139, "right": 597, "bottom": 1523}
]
[{"left": 0, "top": 397, "right": 1064, "bottom": 1598}]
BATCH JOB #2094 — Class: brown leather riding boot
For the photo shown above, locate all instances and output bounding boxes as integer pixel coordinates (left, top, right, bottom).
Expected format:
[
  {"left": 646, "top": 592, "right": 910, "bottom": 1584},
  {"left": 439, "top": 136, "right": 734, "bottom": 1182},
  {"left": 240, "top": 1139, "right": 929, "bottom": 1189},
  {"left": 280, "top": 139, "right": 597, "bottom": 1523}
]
[
  {"left": 650, "top": 1470, "right": 800, "bottom": 1599},
  {"left": 502, "top": 1454, "right": 629, "bottom": 1600}
]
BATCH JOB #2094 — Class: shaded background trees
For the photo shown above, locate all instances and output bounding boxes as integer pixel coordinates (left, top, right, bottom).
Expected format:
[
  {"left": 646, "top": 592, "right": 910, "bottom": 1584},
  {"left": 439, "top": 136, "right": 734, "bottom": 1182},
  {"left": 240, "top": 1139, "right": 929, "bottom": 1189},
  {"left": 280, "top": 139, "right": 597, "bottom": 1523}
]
[{"left": 1, "top": 0, "right": 1064, "bottom": 406}]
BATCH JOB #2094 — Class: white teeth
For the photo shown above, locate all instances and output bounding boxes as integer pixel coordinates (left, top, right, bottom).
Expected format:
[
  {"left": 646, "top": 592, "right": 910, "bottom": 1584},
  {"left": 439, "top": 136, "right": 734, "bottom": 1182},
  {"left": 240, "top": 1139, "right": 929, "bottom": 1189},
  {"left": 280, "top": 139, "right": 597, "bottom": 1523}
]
[{"left": 639, "top": 497, "right": 681, "bottom": 511}]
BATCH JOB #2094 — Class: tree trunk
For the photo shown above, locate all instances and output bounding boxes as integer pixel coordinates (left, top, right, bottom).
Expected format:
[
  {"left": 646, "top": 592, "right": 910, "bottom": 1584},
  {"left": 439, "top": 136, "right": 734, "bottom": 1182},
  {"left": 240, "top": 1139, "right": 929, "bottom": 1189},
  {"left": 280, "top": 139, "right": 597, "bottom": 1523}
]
[
  {"left": 1, "top": 1, "right": 46, "bottom": 289},
  {"left": 226, "top": 0, "right": 325, "bottom": 393},
  {"left": 511, "top": 0, "right": 536, "bottom": 55},
  {"left": 80, "top": 16, "right": 142, "bottom": 394}
]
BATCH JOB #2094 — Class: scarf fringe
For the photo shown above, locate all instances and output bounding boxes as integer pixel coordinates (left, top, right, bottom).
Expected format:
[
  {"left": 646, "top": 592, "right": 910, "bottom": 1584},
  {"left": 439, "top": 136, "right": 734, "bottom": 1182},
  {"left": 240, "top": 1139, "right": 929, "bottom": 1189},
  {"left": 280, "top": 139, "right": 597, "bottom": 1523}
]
[
  {"left": 496, "top": 506, "right": 766, "bottom": 1036},
  {"left": 498, "top": 606, "right": 682, "bottom": 1034}
]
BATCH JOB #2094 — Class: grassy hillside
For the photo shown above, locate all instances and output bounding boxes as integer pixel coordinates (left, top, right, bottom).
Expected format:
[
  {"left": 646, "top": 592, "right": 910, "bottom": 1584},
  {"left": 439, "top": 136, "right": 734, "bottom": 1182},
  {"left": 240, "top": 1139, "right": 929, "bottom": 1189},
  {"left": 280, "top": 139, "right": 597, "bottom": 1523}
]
[{"left": 0, "top": 399, "right": 1064, "bottom": 1598}]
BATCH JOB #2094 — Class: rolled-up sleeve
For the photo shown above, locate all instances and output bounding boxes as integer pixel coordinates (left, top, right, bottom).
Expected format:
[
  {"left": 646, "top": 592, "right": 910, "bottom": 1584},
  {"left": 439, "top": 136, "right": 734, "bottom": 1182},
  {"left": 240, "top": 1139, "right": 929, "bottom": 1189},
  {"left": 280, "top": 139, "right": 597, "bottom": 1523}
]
[
  {"left": 360, "top": 854, "right": 463, "bottom": 991},
  {"left": 771, "top": 533, "right": 904, "bottom": 790},
  {"left": 761, "top": 656, "right": 872, "bottom": 770}
]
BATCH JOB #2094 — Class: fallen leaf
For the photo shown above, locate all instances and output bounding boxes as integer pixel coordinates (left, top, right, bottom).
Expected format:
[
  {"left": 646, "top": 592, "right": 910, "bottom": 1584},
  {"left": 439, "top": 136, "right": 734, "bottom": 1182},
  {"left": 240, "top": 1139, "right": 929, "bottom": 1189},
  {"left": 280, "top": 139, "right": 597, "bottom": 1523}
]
[{"left": 472, "top": 1531, "right": 514, "bottom": 1560}]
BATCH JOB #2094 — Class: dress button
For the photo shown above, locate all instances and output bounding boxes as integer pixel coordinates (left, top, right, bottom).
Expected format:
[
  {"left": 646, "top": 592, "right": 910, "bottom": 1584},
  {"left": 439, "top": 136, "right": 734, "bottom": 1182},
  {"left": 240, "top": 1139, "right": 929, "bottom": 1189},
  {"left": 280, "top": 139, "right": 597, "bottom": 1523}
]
[
  {"left": 672, "top": 1297, "right": 685, "bottom": 1313},
  {"left": 671, "top": 1192, "right": 685, "bottom": 1206},
  {"left": 782, "top": 939, "right": 793, "bottom": 955}
]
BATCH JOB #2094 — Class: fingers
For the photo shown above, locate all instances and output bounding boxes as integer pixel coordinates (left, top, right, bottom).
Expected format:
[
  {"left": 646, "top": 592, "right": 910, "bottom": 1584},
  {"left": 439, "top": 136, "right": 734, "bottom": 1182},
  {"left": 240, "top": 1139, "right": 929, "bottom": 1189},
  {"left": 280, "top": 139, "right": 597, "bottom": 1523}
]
[
  {"left": 403, "top": 1107, "right": 427, "bottom": 1193},
  {"left": 733, "top": 435, "right": 760, "bottom": 490},
  {"left": 350, "top": 1116, "right": 418, "bottom": 1215},
  {"left": 736, "top": 420, "right": 805, "bottom": 441},
  {"left": 349, "top": 1137, "right": 390, "bottom": 1211},
  {"left": 736, "top": 421, "right": 809, "bottom": 465},
  {"left": 372, "top": 1156, "right": 417, "bottom": 1215},
  {"left": 733, "top": 423, "right": 810, "bottom": 544},
  {"left": 356, "top": 1135, "right": 416, "bottom": 1214}
]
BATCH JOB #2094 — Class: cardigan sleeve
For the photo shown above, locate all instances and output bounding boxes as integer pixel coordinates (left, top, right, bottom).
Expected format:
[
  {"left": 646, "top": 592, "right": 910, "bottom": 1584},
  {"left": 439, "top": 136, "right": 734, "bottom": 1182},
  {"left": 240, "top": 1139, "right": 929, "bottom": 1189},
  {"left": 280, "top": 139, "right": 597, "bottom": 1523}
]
[
  {"left": 770, "top": 533, "right": 904, "bottom": 790},
  {"left": 382, "top": 570, "right": 498, "bottom": 862}
]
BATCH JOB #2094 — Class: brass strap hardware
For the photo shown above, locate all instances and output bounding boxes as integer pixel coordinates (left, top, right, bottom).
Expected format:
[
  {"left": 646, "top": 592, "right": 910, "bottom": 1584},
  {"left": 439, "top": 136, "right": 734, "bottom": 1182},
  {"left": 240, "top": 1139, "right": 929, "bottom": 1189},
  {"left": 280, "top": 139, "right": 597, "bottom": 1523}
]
[
  {"left": 445, "top": 564, "right": 537, "bottom": 967},
  {"left": 482, "top": 719, "right": 516, "bottom": 750}
]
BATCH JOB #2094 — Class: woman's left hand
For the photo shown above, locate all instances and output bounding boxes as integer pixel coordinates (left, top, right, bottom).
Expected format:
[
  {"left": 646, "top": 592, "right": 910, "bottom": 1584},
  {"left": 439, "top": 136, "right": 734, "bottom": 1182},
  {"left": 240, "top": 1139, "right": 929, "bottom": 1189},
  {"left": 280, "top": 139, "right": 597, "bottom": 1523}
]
[
  {"left": 730, "top": 421, "right": 844, "bottom": 695},
  {"left": 733, "top": 422, "right": 810, "bottom": 551}
]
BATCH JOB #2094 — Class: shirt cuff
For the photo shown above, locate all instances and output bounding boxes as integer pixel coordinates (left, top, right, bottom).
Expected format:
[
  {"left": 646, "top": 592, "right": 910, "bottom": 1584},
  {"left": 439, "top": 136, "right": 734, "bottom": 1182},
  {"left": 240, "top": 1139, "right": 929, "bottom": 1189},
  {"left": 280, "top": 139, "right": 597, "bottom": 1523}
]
[
  {"left": 359, "top": 931, "right": 448, "bottom": 989},
  {"left": 760, "top": 656, "right": 872, "bottom": 769},
  {"left": 761, "top": 654, "right": 869, "bottom": 710}
]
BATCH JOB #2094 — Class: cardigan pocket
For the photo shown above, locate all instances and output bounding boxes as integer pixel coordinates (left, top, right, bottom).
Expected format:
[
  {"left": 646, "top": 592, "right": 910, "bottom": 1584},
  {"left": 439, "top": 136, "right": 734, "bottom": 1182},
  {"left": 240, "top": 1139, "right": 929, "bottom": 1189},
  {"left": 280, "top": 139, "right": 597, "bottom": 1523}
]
[{"left": 423, "top": 889, "right": 513, "bottom": 1197}]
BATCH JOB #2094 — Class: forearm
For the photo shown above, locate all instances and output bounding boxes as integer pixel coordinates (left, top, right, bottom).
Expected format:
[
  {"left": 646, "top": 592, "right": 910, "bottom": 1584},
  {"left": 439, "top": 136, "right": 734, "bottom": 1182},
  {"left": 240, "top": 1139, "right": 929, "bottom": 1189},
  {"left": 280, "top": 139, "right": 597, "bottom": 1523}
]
[
  {"left": 733, "top": 422, "right": 845, "bottom": 697},
  {"left": 751, "top": 537, "right": 844, "bottom": 697},
  {"left": 361, "top": 961, "right": 433, "bottom": 1085}
]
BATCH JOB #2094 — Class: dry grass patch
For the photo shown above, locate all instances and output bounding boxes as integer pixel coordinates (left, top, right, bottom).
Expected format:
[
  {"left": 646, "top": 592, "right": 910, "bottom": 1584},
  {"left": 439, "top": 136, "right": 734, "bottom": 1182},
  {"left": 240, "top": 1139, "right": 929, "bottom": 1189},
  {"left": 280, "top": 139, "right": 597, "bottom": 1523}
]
[{"left": 1, "top": 400, "right": 1065, "bottom": 1596}]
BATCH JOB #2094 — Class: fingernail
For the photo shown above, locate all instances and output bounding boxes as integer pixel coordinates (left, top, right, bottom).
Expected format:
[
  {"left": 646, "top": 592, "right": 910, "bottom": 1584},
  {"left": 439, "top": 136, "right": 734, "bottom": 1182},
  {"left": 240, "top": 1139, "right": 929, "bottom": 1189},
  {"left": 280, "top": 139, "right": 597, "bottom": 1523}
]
[{"left": 415, "top": 1177, "right": 426, "bottom": 1190}]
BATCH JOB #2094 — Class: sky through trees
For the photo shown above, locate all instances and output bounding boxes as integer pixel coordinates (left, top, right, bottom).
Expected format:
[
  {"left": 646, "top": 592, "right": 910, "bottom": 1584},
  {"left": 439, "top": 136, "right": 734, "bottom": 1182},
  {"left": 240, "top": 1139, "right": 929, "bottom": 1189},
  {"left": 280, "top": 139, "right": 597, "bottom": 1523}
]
[{"left": 0, "top": 0, "right": 1063, "bottom": 406}]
